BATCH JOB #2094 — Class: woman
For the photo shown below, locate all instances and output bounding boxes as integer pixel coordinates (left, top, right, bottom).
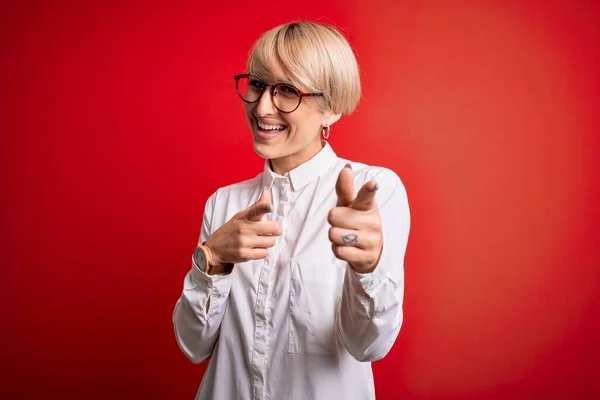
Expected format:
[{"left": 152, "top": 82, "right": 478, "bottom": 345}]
[{"left": 173, "top": 21, "right": 410, "bottom": 400}]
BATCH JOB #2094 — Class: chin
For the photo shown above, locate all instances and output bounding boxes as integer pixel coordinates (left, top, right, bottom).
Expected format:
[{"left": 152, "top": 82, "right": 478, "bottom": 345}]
[
  {"left": 252, "top": 139, "right": 277, "bottom": 160},
  {"left": 251, "top": 128, "right": 289, "bottom": 160}
]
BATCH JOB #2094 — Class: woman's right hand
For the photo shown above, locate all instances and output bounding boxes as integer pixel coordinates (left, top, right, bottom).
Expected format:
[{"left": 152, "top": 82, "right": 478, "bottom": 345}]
[{"left": 204, "top": 190, "right": 281, "bottom": 268}]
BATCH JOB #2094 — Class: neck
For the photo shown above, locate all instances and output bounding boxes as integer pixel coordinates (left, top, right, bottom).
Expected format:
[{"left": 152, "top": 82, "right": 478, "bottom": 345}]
[{"left": 270, "top": 140, "right": 324, "bottom": 175}]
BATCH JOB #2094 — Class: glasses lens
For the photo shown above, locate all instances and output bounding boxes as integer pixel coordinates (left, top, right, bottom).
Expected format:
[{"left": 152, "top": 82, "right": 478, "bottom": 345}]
[
  {"left": 273, "top": 83, "right": 301, "bottom": 112},
  {"left": 236, "top": 76, "right": 263, "bottom": 102}
]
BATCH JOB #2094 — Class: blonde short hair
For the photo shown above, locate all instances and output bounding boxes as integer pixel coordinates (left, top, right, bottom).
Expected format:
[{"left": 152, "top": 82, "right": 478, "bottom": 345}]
[{"left": 246, "top": 21, "right": 361, "bottom": 115}]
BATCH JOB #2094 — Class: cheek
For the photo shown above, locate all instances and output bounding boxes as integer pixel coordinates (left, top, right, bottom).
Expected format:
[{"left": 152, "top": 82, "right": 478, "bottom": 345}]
[
  {"left": 289, "top": 117, "right": 320, "bottom": 138},
  {"left": 285, "top": 115, "right": 311, "bottom": 134},
  {"left": 244, "top": 104, "right": 254, "bottom": 119}
]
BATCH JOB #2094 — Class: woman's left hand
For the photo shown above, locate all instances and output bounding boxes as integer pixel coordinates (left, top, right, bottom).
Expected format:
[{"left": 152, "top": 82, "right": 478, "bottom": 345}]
[{"left": 328, "top": 166, "right": 383, "bottom": 274}]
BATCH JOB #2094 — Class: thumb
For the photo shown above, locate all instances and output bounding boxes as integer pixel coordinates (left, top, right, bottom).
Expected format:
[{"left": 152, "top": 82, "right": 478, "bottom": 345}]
[
  {"left": 243, "top": 188, "right": 273, "bottom": 222},
  {"left": 336, "top": 165, "right": 355, "bottom": 207}
]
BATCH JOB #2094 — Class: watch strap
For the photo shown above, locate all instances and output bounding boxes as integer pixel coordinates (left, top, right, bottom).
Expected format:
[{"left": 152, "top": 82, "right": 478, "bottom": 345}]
[
  {"left": 197, "top": 243, "right": 213, "bottom": 274},
  {"left": 196, "top": 243, "right": 234, "bottom": 275}
]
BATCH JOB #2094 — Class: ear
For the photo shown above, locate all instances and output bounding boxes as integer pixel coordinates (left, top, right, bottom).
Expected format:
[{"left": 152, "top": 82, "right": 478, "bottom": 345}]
[{"left": 322, "top": 112, "right": 342, "bottom": 128}]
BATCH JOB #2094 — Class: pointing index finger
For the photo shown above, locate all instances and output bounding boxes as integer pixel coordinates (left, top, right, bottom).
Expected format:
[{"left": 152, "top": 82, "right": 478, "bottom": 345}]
[
  {"left": 242, "top": 188, "right": 273, "bottom": 222},
  {"left": 351, "top": 180, "right": 378, "bottom": 211},
  {"left": 244, "top": 202, "right": 273, "bottom": 222}
]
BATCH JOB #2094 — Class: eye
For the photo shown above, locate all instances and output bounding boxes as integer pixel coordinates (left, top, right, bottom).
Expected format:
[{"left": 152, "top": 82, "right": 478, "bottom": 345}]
[
  {"left": 249, "top": 78, "right": 266, "bottom": 89},
  {"left": 279, "top": 84, "right": 299, "bottom": 96}
]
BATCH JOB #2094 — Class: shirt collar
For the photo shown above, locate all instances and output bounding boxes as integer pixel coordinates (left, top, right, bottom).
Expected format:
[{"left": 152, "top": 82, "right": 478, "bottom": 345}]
[{"left": 262, "top": 141, "right": 338, "bottom": 191}]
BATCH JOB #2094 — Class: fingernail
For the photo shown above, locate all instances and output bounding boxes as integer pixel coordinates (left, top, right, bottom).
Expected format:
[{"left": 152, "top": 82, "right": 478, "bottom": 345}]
[
  {"left": 265, "top": 204, "right": 272, "bottom": 212},
  {"left": 344, "top": 163, "right": 352, "bottom": 170},
  {"left": 372, "top": 182, "right": 379, "bottom": 191}
]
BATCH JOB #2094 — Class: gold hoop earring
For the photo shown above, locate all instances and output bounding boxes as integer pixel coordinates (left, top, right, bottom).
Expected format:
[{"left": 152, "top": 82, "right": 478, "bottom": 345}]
[{"left": 321, "top": 126, "right": 331, "bottom": 140}]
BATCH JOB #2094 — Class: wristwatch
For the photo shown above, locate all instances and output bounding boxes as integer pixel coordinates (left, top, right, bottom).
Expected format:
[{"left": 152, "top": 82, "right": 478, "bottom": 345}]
[
  {"left": 193, "top": 244, "right": 214, "bottom": 274},
  {"left": 193, "top": 244, "right": 234, "bottom": 275}
]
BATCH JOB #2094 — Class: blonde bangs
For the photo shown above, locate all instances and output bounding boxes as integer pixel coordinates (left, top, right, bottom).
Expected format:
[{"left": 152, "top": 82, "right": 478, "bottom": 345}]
[{"left": 245, "top": 21, "right": 361, "bottom": 115}]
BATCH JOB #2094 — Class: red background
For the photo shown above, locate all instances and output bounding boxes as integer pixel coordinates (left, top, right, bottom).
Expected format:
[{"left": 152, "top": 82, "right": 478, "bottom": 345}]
[{"left": 1, "top": 0, "right": 599, "bottom": 399}]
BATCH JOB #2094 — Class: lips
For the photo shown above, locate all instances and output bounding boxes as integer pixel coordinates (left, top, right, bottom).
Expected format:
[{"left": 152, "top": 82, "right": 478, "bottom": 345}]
[
  {"left": 258, "top": 121, "right": 286, "bottom": 131},
  {"left": 255, "top": 118, "right": 287, "bottom": 140}
]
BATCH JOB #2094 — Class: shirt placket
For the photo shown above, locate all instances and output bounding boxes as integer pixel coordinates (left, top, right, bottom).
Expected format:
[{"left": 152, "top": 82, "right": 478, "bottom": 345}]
[{"left": 251, "top": 176, "right": 291, "bottom": 400}]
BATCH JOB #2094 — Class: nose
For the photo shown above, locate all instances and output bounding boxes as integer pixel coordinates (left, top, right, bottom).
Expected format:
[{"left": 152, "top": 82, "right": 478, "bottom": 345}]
[{"left": 255, "top": 87, "right": 277, "bottom": 116}]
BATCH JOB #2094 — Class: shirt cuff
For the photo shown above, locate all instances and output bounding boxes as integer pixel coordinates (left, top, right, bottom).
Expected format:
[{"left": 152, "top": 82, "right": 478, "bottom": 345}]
[
  {"left": 190, "top": 257, "right": 233, "bottom": 290},
  {"left": 346, "top": 263, "right": 387, "bottom": 299}
]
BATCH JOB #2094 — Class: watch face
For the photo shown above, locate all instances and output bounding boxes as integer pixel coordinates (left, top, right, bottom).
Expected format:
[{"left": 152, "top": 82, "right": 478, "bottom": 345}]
[{"left": 194, "top": 247, "right": 207, "bottom": 271}]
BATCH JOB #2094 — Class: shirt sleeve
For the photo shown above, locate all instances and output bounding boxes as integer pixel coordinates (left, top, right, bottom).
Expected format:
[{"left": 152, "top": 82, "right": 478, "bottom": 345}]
[
  {"left": 336, "top": 168, "right": 410, "bottom": 362},
  {"left": 172, "top": 189, "right": 235, "bottom": 364}
]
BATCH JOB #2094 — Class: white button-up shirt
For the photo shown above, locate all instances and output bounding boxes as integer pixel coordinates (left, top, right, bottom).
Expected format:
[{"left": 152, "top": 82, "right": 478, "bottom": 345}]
[{"left": 173, "top": 142, "right": 410, "bottom": 400}]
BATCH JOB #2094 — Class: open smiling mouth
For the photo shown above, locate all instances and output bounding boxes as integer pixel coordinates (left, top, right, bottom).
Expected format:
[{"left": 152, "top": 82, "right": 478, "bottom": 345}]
[{"left": 256, "top": 120, "right": 288, "bottom": 139}]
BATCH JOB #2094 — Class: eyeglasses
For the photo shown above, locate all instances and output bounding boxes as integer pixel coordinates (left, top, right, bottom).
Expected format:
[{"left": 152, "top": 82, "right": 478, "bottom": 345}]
[{"left": 233, "top": 73, "right": 324, "bottom": 113}]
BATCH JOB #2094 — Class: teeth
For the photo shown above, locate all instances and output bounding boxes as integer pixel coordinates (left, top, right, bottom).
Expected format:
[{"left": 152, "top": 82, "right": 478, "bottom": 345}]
[{"left": 258, "top": 122, "right": 286, "bottom": 131}]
